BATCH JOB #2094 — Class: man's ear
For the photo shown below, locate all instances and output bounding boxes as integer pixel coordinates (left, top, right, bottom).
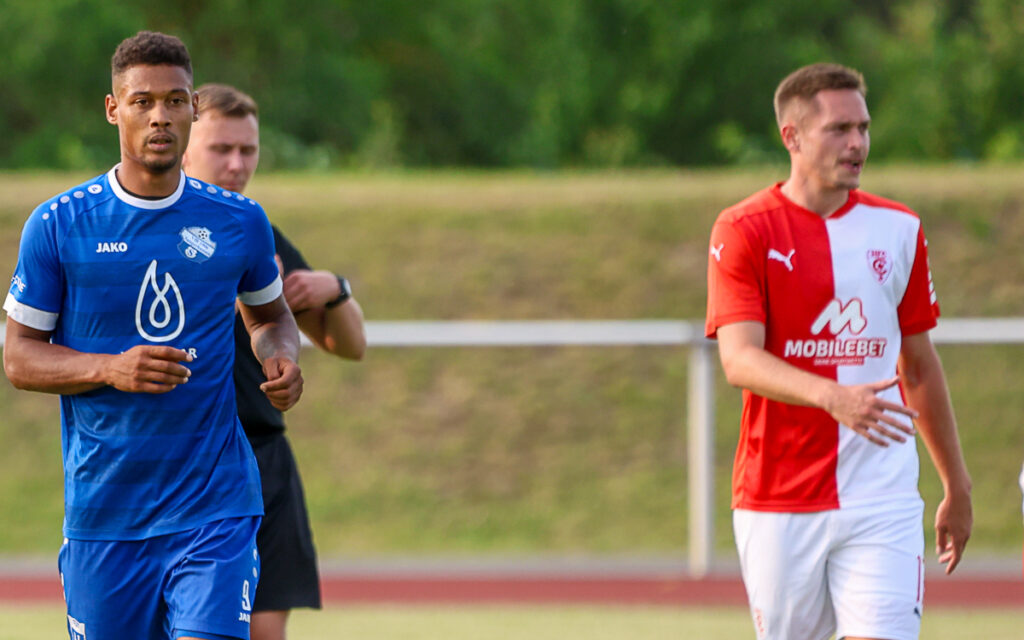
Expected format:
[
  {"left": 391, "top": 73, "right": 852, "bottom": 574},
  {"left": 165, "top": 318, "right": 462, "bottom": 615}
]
[
  {"left": 105, "top": 94, "right": 118, "bottom": 126},
  {"left": 780, "top": 123, "right": 799, "bottom": 154},
  {"left": 192, "top": 91, "right": 200, "bottom": 122}
]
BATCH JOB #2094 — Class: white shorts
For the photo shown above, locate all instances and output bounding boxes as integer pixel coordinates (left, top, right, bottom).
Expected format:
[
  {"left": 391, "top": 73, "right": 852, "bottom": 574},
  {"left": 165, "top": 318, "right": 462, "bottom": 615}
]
[{"left": 734, "top": 500, "right": 925, "bottom": 640}]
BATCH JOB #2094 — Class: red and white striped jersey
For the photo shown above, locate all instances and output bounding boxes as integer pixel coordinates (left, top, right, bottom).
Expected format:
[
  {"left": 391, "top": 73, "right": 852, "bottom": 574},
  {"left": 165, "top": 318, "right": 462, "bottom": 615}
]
[{"left": 705, "top": 184, "right": 939, "bottom": 512}]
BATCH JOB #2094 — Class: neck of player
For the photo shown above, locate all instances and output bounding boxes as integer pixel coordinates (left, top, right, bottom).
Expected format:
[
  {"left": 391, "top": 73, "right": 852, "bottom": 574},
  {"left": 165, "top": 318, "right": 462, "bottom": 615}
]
[
  {"left": 116, "top": 158, "right": 182, "bottom": 198},
  {"left": 780, "top": 174, "right": 849, "bottom": 218}
]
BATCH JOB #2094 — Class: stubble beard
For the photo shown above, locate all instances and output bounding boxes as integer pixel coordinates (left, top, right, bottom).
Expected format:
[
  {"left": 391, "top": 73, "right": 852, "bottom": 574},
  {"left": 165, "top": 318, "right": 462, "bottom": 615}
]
[{"left": 141, "top": 155, "right": 179, "bottom": 175}]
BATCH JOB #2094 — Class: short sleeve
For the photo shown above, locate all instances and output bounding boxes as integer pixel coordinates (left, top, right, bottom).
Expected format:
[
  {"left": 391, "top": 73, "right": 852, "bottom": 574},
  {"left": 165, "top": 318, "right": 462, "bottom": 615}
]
[
  {"left": 897, "top": 225, "right": 939, "bottom": 335},
  {"left": 237, "top": 203, "right": 283, "bottom": 306},
  {"left": 3, "top": 203, "right": 63, "bottom": 330},
  {"left": 705, "top": 218, "right": 766, "bottom": 338}
]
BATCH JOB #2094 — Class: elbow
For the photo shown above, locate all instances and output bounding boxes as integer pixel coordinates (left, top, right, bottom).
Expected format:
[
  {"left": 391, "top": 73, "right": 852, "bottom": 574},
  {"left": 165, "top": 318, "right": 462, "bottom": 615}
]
[
  {"left": 349, "top": 340, "right": 367, "bottom": 361},
  {"left": 718, "top": 351, "right": 746, "bottom": 389},
  {"left": 322, "top": 329, "right": 366, "bottom": 361},
  {"left": 722, "top": 365, "right": 745, "bottom": 389},
  {"left": 3, "top": 354, "right": 31, "bottom": 390},
  {"left": 337, "top": 335, "right": 367, "bottom": 361}
]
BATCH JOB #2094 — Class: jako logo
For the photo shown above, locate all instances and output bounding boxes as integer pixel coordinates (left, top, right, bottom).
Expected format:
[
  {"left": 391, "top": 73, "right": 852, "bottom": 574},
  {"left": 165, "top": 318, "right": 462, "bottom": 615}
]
[
  {"left": 135, "top": 260, "right": 185, "bottom": 342},
  {"left": 96, "top": 241, "right": 128, "bottom": 253},
  {"left": 810, "top": 298, "right": 866, "bottom": 336}
]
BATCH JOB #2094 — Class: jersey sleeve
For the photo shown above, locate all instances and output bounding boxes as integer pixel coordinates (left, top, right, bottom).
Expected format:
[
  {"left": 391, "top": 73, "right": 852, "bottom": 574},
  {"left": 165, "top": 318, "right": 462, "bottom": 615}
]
[
  {"left": 237, "top": 204, "right": 283, "bottom": 306},
  {"left": 271, "top": 225, "right": 312, "bottom": 275},
  {"left": 705, "top": 217, "right": 766, "bottom": 338},
  {"left": 897, "top": 225, "right": 939, "bottom": 335},
  {"left": 3, "top": 203, "right": 63, "bottom": 330}
]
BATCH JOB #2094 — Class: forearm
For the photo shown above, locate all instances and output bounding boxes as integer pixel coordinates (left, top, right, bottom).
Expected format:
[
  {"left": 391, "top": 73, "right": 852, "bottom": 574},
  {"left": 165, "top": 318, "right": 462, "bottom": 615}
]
[
  {"left": 3, "top": 319, "right": 110, "bottom": 394},
  {"left": 4, "top": 339, "right": 110, "bottom": 394},
  {"left": 721, "top": 341, "right": 838, "bottom": 409},
  {"left": 249, "top": 315, "right": 301, "bottom": 365},
  {"left": 300, "top": 298, "right": 366, "bottom": 360},
  {"left": 900, "top": 347, "right": 971, "bottom": 495}
]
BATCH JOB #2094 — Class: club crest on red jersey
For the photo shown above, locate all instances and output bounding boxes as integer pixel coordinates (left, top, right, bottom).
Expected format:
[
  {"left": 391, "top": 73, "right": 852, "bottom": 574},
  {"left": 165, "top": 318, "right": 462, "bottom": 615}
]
[{"left": 867, "top": 249, "right": 892, "bottom": 284}]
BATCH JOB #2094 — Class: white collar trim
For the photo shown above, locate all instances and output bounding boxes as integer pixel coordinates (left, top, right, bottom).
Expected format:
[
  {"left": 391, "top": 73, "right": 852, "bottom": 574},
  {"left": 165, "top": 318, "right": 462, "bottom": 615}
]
[{"left": 106, "top": 164, "right": 185, "bottom": 210}]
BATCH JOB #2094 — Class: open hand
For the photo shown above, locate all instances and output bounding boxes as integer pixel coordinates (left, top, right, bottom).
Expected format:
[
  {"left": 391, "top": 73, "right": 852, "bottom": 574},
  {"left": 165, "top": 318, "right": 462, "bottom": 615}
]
[{"left": 823, "top": 377, "right": 917, "bottom": 446}]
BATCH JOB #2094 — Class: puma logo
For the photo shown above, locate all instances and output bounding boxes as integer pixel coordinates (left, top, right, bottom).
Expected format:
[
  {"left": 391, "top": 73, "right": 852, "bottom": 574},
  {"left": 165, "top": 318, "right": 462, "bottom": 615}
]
[
  {"left": 768, "top": 248, "right": 795, "bottom": 271},
  {"left": 710, "top": 243, "right": 724, "bottom": 262}
]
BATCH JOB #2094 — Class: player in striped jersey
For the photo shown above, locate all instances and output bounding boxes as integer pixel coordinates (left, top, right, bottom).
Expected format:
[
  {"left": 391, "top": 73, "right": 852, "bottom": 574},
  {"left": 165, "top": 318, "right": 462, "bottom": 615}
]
[
  {"left": 706, "top": 63, "right": 972, "bottom": 640},
  {"left": 3, "top": 32, "right": 302, "bottom": 640}
]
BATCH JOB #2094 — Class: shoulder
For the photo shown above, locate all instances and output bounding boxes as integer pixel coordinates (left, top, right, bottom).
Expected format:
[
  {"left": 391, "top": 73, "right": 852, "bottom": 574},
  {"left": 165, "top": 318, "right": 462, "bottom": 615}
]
[
  {"left": 180, "top": 176, "right": 272, "bottom": 243},
  {"left": 715, "top": 185, "right": 785, "bottom": 227},
  {"left": 181, "top": 176, "right": 265, "bottom": 216},
  {"left": 22, "top": 173, "right": 112, "bottom": 246},
  {"left": 35, "top": 173, "right": 115, "bottom": 221},
  {"left": 851, "top": 189, "right": 919, "bottom": 219},
  {"left": 711, "top": 186, "right": 787, "bottom": 251}
]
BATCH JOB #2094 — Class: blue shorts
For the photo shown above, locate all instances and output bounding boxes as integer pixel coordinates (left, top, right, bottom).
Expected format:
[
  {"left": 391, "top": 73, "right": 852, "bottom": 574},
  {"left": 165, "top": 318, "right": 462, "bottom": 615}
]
[{"left": 59, "top": 516, "right": 261, "bottom": 640}]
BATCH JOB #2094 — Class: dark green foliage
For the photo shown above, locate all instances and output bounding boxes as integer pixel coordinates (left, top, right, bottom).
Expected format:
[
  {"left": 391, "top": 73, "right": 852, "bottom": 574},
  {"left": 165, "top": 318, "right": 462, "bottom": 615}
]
[{"left": 3, "top": 1, "right": 1024, "bottom": 168}]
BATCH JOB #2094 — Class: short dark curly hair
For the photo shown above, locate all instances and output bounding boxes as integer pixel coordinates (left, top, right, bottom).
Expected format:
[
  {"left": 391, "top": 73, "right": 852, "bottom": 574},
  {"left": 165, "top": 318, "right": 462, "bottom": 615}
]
[{"left": 111, "top": 31, "right": 192, "bottom": 81}]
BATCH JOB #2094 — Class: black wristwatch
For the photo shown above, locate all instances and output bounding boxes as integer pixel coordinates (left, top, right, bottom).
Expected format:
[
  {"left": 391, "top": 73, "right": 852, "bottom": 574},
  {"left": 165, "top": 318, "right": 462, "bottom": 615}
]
[{"left": 325, "top": 275, "right": 352, "bottom": 309}]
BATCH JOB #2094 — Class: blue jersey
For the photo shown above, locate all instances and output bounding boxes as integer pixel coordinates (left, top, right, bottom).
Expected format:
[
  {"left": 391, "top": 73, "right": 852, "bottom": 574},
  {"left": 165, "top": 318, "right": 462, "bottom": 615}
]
[{"left": 3, "top": 166, "right": 281, "bottom": 541}]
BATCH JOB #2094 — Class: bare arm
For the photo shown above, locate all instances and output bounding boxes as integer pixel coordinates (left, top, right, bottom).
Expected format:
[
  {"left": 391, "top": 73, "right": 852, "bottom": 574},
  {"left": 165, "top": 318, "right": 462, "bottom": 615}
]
[
  {"left": 899, "top": 331, "right": 972, "bottom": 574},
  {"left": 3, "top": 316, "right": 192, "bottom": 395},
  {"left": 716, "top": 321, "right": 917, "bottom": 446},
  {"left": 283, "top": 269, "right": 366, "bottom": 360},
  {"left": 237, "top": 294, "right": 303, "bottom": 411}
]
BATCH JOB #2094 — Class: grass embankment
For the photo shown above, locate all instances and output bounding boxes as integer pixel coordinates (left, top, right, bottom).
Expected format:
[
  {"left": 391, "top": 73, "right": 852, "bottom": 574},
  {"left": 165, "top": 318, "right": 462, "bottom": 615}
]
[{"left": 0, "top": 167, "right": 1022, "bottom": 557}]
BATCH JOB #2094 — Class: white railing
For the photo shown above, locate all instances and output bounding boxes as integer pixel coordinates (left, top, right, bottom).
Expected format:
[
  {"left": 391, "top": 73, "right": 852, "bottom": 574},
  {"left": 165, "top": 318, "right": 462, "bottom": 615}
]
[{"left": 1, "top": 317, "right": 1020, "bottom": 577}]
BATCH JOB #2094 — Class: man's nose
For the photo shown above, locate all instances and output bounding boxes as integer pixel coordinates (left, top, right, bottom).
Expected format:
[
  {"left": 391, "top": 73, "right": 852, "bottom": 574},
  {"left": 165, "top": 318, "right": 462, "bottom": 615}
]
[
  {"left": 227, "top": 150, "right": 245, "bottom": 171},
  {"left": 150, "top": 103, "right": 171, "bottom": 128}
]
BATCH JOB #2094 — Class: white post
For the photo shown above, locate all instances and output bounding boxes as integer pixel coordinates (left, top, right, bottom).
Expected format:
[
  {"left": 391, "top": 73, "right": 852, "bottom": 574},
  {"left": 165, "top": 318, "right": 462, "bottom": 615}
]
[{"left": 687, "top": 340, "right": 715, "bottom": 578}]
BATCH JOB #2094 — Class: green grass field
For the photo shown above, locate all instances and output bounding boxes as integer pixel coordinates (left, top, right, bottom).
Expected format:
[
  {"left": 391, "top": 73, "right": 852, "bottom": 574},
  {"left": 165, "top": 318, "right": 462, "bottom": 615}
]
[
  {"left": 3, "top": 605, "right": 1024, "bottom": 640},
  {"left": 1, "top": 167, "right": 1024, "bottom": 558}
]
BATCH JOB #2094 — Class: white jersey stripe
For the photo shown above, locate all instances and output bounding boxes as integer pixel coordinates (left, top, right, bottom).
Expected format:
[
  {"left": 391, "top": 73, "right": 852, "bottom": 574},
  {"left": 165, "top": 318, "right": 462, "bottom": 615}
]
[
  {"left": 826, "top": 203, "right": 921, "bottom": 507},
  {"left": 3, "top": 293, "right": 58, "bottom": 331},
  {"left": 238, "top": 274, "right": 283, "bottom": 306}
]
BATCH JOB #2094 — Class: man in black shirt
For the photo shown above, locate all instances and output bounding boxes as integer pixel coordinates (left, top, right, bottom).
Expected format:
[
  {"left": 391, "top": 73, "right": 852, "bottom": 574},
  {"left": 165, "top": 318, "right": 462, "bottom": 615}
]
[{"left": 183, "top": 83, "right": 366, "bottom": 640}]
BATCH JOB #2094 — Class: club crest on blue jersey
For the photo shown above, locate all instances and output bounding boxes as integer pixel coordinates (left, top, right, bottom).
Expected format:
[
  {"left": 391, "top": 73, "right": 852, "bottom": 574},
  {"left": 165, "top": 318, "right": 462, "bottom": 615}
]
[{"left": 178, "top": 226, "right": 217, "bottom": 263}]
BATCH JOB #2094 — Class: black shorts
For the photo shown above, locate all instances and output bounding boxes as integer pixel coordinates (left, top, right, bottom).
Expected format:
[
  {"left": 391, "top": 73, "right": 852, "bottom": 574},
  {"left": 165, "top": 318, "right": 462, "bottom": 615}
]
[{"left": 248, "top": 432, "right": 322, "bottom": 611}]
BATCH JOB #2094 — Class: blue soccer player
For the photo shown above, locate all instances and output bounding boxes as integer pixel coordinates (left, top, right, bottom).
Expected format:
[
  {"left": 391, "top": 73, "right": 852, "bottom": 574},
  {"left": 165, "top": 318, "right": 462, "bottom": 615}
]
[{"left": 2, "top": 31, "right": 303, "bottom": 640}]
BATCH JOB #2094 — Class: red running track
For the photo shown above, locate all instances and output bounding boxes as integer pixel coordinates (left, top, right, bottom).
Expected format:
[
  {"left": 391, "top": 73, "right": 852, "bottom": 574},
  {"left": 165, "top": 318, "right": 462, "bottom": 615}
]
[{"left": 2, "top": 574, "right": 1022, "bottom": 607}]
